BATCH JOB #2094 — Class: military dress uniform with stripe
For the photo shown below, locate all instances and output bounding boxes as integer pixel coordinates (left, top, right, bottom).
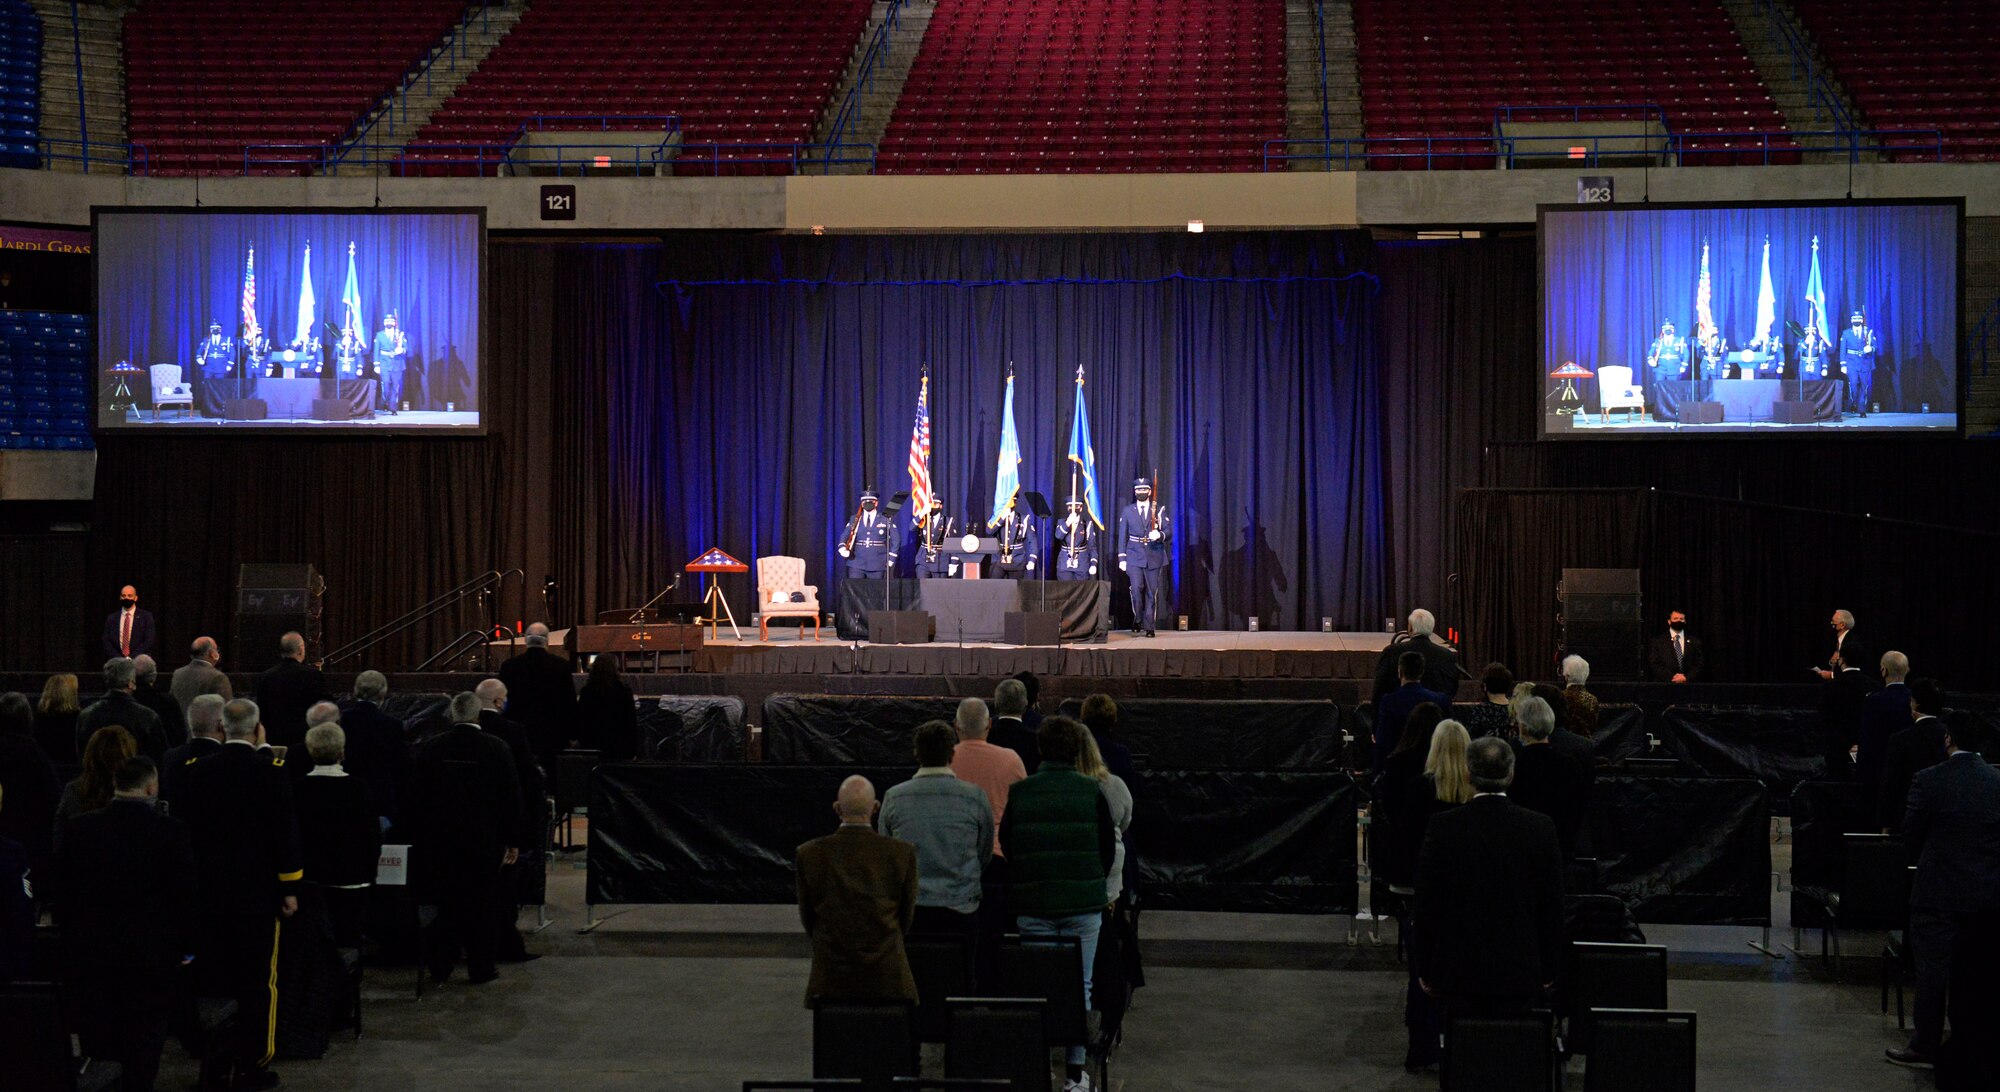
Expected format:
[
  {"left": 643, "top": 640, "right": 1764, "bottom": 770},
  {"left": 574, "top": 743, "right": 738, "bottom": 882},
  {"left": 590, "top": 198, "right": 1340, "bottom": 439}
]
[
  {"left": 840, "top": 492, "right": 897, "bottom": 580},
  {"left": 1053, "top": 507, "right": 1100, "bottom": 581},
  {"left": 1117, "top": 482, "right": 1172, "bottom": 634}
]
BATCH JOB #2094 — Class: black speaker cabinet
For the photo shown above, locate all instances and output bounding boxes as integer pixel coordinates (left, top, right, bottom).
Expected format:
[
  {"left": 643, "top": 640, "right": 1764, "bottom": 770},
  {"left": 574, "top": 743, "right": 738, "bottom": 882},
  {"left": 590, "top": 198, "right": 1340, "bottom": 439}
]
[
  {"left": 1003, "top": 611, "right": 1061, "bottom": 646},
  {"left": 1771, "top": 401, "right": 1818, "bottom": 423},
  {"left": 1679, "top": 401, "right": 1725, "bottom": 424},
  {"left": 866, "top": 609, "right": 932, "bottom": 645},
  {"left": 1560, "top": 567, "right": 1641, "bottom": 678},
  {"left": 223, "top": 398, "right": 269, "bottom": 420},
  {"left": 234, "top": 563, "right": 323, "bottom": 670},
  {"left": 310, "top": 398, "right": 351, "bottom": 421}
]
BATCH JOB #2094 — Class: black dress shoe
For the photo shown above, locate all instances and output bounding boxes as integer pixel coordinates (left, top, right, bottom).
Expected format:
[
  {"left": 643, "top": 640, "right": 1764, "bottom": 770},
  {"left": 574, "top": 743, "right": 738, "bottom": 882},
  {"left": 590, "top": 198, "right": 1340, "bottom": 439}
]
[
  {"left": 235, "top": 1067, "right": 282, "bottom": 1090},
  {"left": 1144, "top": 628, "right": 1156, "bottom": 637},
  {"left": 1884, "top": 1047, "right": 1934, "bottom": 1068},
  {"left": 427, "top": 963, "right": 454, "bottom": 985}
]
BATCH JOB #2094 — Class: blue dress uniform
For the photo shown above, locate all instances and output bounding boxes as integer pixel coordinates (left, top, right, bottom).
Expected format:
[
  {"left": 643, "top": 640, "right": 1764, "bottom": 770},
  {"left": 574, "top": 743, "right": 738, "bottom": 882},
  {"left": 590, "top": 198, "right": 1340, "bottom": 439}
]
[
  {"left": 1838, "top": 312, "right": 1875, "bottom": 414},
  {"left": 373, "top": 316, "right": 409, "bottom": 412},
  {"left": 1053, "top": 501, "right": 1100, "bottom": 580},
  {"left": 912, "top": 503, "right": 958, "bottom": 578},
  {"left": 195, "top": 324, "right": 238, "bottom": 416},
  {"left": 839, "top": 490, "right": 896, "bottom": 579},
  {"left": 1117, "top": 480, "right": 1172, "bottom": 635},
  {"left": 993, "top": 504, "right": 1037, "bottom": 578},
  {"left": 1787, "top": 326, "right": 1829, "bottom": 379},
  {"left": 1646, "top": 323, "right": 1689, "bottom": 382}
]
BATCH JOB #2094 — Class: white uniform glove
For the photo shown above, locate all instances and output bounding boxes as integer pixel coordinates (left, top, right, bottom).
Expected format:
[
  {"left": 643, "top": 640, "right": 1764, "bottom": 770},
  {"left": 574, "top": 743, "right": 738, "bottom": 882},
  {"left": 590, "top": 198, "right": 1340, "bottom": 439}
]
[
  {"left": 1027, "top": 558, "right": 1036, "bottom": 571},
  {"left": 1067, "top": 514, "right": 1079, "bottom": 528},
  {"left": 1147, "top": 529, "right": 1162, "bottom": 542},
  {"left": 838, "top": 547, "right": 851, "bottom": 559},
  {"left": 1119, "top": 560, "right": 1128, "bottom": 572},
  {"left": 1089, "top": 562, "right": 1098, "bottom": 576}
]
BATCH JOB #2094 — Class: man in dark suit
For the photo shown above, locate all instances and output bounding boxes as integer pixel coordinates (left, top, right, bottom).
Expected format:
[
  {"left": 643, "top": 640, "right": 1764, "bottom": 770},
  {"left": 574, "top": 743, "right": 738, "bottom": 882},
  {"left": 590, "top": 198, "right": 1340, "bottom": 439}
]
[
  {"left": 1856, "top": 651, "right": 1914, "bottom": 794},
  {"left": 77, "top": 657, "right": 167, "bottom": 763},
  {"left": 1815, "top": 608, "right": 1870, "bottom": 682},
  {"left": 1879, "top": 679, "right": 1950, "bottom": 833},
  {"left": 988, "top": 678, "right": 1040, "bottom": 774},
  {"left": 1507, "top": 696, "right": 1590, "bottom": 859},
  {"left": 1371, "top": 609, "right": 1462, "bottom": 707},
  {"left": 496, "top": 625, "right": 578, "bottom": 777},
  {"left": 54, "top": 756, "right": 198, "bottom": 1092},
  {"left": 1815, "top": 610, "right": 1876, "bottom": 780},
  {"left": 161, "top": 693, "right": 227, "bottom": 811},
  {"left": 252, "top": 631, "right": 330, "bottom": 766},
  {"left": 101, "top": 584, "right": 157, "bottom": 660},
  {"left": 1887, "top": 715, "right": 2000, "bottom": 1069},
  {"left": 408, "top": 692, "right": 526, "bottom": 985},
  {"left": 1415, "top": 737, "right": 1565, "bottom": 1016},
  {"left": 1644, "top": 609, "right": 1704, "bottom": 683},
  {"left": 1375, "top": 651, "right": 1449, "bottom": 775},
  {"left": 475, "top": 679, "right": 544, "bottom": 963},
  {"left": 177, "top": 698, "right": 302, "bottom": 1089},
  {"left": 339, "top": 670, "right": 409, "bottom": 831},
  {"left": 131, "top": 655, "right": 188, "bottom": 750},
  {"left": 796, "top": 774, "right": 918, "bottom": 1007}
]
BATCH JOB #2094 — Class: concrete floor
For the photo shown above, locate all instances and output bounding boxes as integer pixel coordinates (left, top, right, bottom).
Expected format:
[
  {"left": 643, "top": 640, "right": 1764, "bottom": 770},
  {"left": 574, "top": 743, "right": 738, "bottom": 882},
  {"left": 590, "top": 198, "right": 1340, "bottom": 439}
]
[{"left": 157, "top": 840, "right": 1935, "bottom": 1091}]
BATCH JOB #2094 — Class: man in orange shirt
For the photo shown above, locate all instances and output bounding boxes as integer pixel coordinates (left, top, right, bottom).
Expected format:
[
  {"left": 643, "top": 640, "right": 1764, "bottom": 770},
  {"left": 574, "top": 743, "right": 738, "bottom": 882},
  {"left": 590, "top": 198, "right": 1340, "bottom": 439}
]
[{"left": 949, "top": 695, "right": 1026, "bottom": 987}]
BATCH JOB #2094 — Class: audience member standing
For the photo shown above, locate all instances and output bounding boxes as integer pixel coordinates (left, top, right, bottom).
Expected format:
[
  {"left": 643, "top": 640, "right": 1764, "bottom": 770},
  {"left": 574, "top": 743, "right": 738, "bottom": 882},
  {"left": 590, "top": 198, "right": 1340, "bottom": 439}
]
[
  {"left": 57, "top": 726, "right": 138, "bottom": 840},
  {"left": 989, "top": 679, "right": 1040, "bottom": 773},
  {"left": 178, "top": 699, "right": 302, "bottom": 1089},
  {"left": 496, "top": 624, "right": 579, "bottom": 775},
  {"left": 338, "top": 671, "right": 409, "bottom": 832},
  {"left": 54, "top": 756, "right": 197, "bottom": 1092},
  {"left": 1415, "top": 738, "right": 1565, "bottom": 1018},
  {"left": 1458, "top": 664, "right": 1514, "bottom": 739},
  {"left": 161, "top": 694, "right": 226, "bottom": 812},
  {"left": 130, "top": 655, "right": 188, "bottom": 749},
  {"left": 1889, "top": 716, "right": 2000, "bottom": 1069},
  {"left": 474, "top": 679, "right": 544, "bottom": 963},
  {"left": 1371, "top": 609, "right": 1462, "bottom": 706},
  {"left": 0, "top": 798, "right": 27, "bottom": 984},
  {"left": 950, "top": 695, "right": 1027, "bottom": 984},
  {"left": 78, "top": 657, "right": 166, "bottom": 763},
  {"left": 796, "top": 775, "right": 919, "bottom": 1007},
  {"left": 1013, "top": 671, "right": 1045, "bottom": 734},
  {"left": 1857, "top": 652, "right": 1915, "bottom": 795},
  {"left": 1375, "top": 652, "right": 1449, "bottom": 775},
  {"left": 1507, "top": 697, "right": 1590, "bottom": 859},
  {"left": 879, "top": 720, "right": 993, "bottom": 962},
  {"left": 252, "top": 632, "right": 330, "bottom": 766},
  {"left": 575, "top": 656, "right": 638, "bottom": 763},
  {"left": 1075, "top": 729, "right": 1134, "bottom": 907},
  {"left": 0, "top": 692, "right": 60, "bottom": 879},
  {"left": 1878, "top": 679, "right": 1949, "bottom": 833},
  {"left": 169, "top": 636, "right": 233, "bottom": 714},
  {"left": 1559, "top": 655, "right": 1600, "bottom": 738},
  {"left": 1001, "top": 717, "right": 1116, "bottom": 1092},
  {"left": 407, "top": 693, "right": 524, "bottom": 986},
  {"left": 33, "top": 673, "right": 81, "bottom": 764},
  {"left": 1518, "top": 683, "right": 1595, "bottom": 771},
  {"left": 102, "top": 584, "right": 156, "bottom": 660},
  {"left": 1079, "top": 693, "right": 1138, "bottom": 786},
  {"left": 297, "top": 723, "right": 383, "bottom": 946},
  {"left": 1377, "top": 716, "right": 1470, "bottom": 1070}
]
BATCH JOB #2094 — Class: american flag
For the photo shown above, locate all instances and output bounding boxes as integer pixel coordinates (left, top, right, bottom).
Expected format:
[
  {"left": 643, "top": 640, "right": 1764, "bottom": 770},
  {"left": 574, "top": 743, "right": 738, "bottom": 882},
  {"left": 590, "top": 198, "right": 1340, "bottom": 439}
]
[
  {"left": 240, "top": 244, "right": 257, "bottom": 334},
  {"left": 1694, "top": 240, "right": 1717, "bottom": 347},
  {"left": 907, "top": 373, "right": 932, "bottom": 515}
]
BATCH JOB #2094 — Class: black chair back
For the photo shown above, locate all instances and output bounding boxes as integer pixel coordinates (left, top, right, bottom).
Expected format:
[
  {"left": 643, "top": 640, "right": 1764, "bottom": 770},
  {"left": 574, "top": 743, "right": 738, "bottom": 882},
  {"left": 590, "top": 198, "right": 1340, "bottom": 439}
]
[
  {"left": 1567, "top": 942, "right": 1668, "bottom": 1054},
  {"left": 905, "top": 933, "right": 972, "bottom": 1043},
  {"left": 812, "top": 1001, "right": 917, "bottom": 1090},
  {"left": 742, "top": 1082, "right": 864, "bottom": 1091},
  {"left": 944, "top": 998, "right": 1050, "bottom": 1092},
  {"left": 1835, "top": 834, "right": 1909, "bottom": 929},
  {"left": 1583, "top": 1009, "right": 1697, "bottom": 1092},
  {"left": 0, "top": 980, "right": 115, "bottom": 1092},
  {"left": 1442, "top": 1010, "right": 1555, "bottom": 1092},
  {"left": 554, "top": 750, "right": 601, "bottom": 815},
  {"left": 995, "top": 934, "right": 1087, "bottom": 1047}
]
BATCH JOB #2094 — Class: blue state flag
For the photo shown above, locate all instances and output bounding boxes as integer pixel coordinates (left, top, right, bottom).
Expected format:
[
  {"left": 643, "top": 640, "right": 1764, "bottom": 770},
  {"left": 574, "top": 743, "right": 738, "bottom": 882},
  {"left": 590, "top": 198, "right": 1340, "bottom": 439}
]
[
  {"left": 1066, "top": 364, "right": 1104, "bottom": 528},
  {"left": 1803, "top": 234, "right": 1829, "bottom": 344},
  {"left": 989, "top": 369, "right": 1022, "bottom": 526}
]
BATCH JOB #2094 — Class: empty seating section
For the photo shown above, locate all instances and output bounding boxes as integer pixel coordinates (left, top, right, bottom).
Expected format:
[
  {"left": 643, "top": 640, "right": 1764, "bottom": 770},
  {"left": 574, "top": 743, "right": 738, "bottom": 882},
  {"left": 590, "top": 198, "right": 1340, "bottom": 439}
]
[
  {"left": 1, "top": 310, "right": 92, "bottom": 451},
  {"left": 877, "top": 0, "right": 1285, "bottom": 174},
  {"left": 0, "top": 0, "right": 38, "bottom": 168},
  {"left": 124, "top": 0, "right": 465, "bottom": 175},
  {"left": 409, "top": 0, "right": 872, "bottom": 176},
  {"left": 1792, "top": 1, "right": 2000, "bottom": 161},
  {"left": 1354, "top": 1, "right": 1790, "bottom": 169}
]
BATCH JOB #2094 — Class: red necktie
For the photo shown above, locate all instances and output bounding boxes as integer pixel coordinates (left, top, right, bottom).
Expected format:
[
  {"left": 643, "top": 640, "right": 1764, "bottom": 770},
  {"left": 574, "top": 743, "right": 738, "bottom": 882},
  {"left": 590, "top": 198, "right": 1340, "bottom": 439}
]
[{"left": 120, "top": 609, "right": 132, "bottom": 656}]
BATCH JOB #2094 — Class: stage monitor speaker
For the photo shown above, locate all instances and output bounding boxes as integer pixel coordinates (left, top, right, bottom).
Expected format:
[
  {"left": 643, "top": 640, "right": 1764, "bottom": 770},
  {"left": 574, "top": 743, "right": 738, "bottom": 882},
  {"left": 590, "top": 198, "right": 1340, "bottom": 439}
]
[
  {"left": 310, "top": 398, "right": 351, "bottom": 421},
  {"left": 234, "top": 563, "right": 323, "bottom": 671},
  {"left": 1680, "top": 402, "right": 1725, "bottom": 424},
  {"left": 867, "top": 610, "right": 932, "bottom": 645},
  {"left": 1560, "top": 567, "right": 1641, "bottom": 678},
  {"left": 1003, "top": 611, "right": 1060, "bottom": 646},
  {"left": 1771, "top": 401, "right": 1818, "bottom": 423},
  {"left": 223, "top": 398, "right": 269, "bottom": 420}
]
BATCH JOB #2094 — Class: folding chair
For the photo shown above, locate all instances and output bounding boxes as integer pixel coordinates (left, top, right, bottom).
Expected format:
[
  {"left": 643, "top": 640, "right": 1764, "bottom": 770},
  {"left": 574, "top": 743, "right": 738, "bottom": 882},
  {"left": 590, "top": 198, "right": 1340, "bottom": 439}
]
[
  {"left": 1583, "top": 1009, "right": 1696, "bottom": 1092},
  {"left": 1442, "top": 1009, "right": 1558, "bottom": 1092},
  {"left": 812, "top": 1001, "right": 917, "bottom": 1088},
  {"left": 944, "top": 998, "right": 1050, "bottom": 1092},
  {"left": 996, "top": 934, "right": 1104, "bottom": 1088},
  {"left": 1565, "top": 942, "right": 1668, "bottom": 1054},
  {"left": 906, "top": 932, "right": 973, "bottom": 1043}
]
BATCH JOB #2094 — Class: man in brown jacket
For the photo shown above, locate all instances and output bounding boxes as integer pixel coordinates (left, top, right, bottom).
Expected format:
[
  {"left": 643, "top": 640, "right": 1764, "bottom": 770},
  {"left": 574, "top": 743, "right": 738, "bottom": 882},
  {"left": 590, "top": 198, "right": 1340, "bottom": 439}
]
[{"left": 796, "top": 775, "right": 918, "bottom": 1007}]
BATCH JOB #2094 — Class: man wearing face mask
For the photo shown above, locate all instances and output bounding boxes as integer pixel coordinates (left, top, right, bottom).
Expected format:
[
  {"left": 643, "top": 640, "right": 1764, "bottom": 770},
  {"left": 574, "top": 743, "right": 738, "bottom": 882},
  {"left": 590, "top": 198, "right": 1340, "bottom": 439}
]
[
  {"left": 102, "top": 585, "right": 158, "bottom": 660},
  {"left": 838, "top": 489, "right": 896, "bottom": 581},
  {"left": 1644, "top": 610, "right": 1704, "bottom": 683},
  {"left": 1053, "top": 497, "right": 1100, "bottom": 581}
]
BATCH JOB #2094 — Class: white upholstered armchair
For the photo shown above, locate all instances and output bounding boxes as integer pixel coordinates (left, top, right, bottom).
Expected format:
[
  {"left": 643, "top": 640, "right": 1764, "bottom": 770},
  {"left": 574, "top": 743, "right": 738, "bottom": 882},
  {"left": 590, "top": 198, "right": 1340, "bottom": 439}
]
[
  {"left": 1597, "top": 365, "right": 1646, "bottom": 424},
  {"left": 757, "top": 555, "right": 821, "bottom": 641},
  {"left": 150, "top": 364, "right": 194, "bottom": 420}
]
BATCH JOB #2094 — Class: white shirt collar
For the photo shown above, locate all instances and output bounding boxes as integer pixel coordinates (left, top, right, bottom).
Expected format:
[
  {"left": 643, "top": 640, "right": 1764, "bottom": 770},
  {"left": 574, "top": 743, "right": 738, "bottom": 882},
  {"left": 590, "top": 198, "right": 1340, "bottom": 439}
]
[
  {"left": 308, "top": 763, "right": 348, "bottom": 777},
  {"left": 1473, "top": 791, "right": 1508, "bottom": 799}
]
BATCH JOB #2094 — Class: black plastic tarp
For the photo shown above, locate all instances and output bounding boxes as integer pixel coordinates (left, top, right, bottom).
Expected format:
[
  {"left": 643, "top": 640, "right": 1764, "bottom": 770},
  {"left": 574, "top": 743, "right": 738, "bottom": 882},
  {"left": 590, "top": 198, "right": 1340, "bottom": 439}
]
[
  {"left": 1089, "top": 700, "right": 1344, "bottom": 769},
  {"left": 1130, "top": 769, "right": 1359, "bottom": 913},
  {"left": 638, "top": 695, "right": 746, "bottom": 762},
  {"left": 1586, "top": 704, "right": 1649, "bottom": 759},
  {"left": 1587, "top": 776, "right": 1772, "bottom": 926},
  {"left": 761, "top": 695, "right": 966, "bottom": 764},
  {"left": 1658, "top": 706, "right": 1825, "bottom": 801}
]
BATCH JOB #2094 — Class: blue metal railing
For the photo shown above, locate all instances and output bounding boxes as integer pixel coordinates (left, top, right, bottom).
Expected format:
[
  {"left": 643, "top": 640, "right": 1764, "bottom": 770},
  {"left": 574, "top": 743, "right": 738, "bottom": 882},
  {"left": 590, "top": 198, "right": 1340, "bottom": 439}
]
[
  {"left": 1262, "top": 127, "right": 1944, "bottom": 171},
  {"left": 1969, "top": 296, "right": 2000, "bottom": 379},
  {"left": 1758, "top": 0, "right": 1853, "bottom": 131},
  {"left": 245, "top": 136, "right": 874, "bottom": 177},
  {"left": 813, "top": 0, "right": 906, "bottom": 173},
  {"left": 36, "top": 135, "right": 148, "bottom": 174},
  {"left": 1311, "top": 0, "right": 1331, "bottom": 145},
  {"left": 65, "top": 1, "right": 87, "bottom": 167},
  {"left": 331, "top": 0, "right": 495, "bottom": 165},
  {"left": 1492, "top": 103, "right": 1672, "bottom": 129}
]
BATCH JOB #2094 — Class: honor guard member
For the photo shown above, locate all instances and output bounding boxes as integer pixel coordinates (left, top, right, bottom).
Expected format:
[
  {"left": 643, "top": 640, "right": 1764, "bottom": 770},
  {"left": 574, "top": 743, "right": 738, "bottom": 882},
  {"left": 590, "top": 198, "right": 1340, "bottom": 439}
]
[
  {"left": 1053, "top": 497, "right": 1100, "bottom": 580},
  {"left": 1698, "top": 329, "right": 1730, "bottom": 379},
  {"left": 1646, "top": 320, "right": 1689, "bottom": 381},
  {"left": 1118, "top": 478, "right": 1173, "bottom": 635},
  {"left": 374, "top": 312, "right": 410, "bottom": 413},
  {"left": 1790, "top": 323, "right": 1829, "bottom": 379},
  {"left": 838, "top": 489, "right": 896, "bottom": 580},
  {"left": 242, "top": 319, "right": 273, "bottom": 379},
  {"left": 1839, "top": 311, "right": 1876, "bottom": 415},
  {"left": 333, "top": 327, "right": 366, "bottom": 382},
  {"left": 993, "top": 496, "right": 1037, "bottom": 578},
  {"left": 914, "top": 497, "right": 958, "bottom": 578},
  {"left": 178, "top": 698, "right": 303, "bottom": 1088},
  {"left": 195, "top": 321, "right": 236, "bottom": 416}
]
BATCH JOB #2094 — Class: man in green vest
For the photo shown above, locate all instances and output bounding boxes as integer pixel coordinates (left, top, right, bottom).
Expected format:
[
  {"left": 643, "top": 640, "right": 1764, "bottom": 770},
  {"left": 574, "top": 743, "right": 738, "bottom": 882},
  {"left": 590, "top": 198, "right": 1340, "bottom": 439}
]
[{"left": 999, "top": 716, "right": 1116, "bottom": 1092}]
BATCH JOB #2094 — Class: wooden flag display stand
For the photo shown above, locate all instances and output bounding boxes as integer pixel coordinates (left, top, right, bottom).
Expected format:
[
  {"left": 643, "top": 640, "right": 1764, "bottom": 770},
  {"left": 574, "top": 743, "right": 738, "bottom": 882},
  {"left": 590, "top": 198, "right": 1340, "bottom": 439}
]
[{"left": 686, "top": 547, "right": 747, "bottom": 639}]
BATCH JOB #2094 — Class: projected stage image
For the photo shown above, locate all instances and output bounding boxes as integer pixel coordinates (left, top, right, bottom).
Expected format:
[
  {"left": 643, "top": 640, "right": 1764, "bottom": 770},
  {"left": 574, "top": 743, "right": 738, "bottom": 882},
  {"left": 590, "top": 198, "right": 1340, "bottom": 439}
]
[
  {"left": 1540, "top": 200, "right": 1960, "bottom": 437},
  {"left": 94, "top": 208, "right": 483, "bottom": 431}
]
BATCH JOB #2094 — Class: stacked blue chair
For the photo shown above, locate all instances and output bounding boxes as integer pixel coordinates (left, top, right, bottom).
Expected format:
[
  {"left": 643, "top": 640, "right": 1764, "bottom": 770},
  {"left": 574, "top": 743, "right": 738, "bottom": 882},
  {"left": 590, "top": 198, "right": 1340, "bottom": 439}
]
[
  {"left": 0, "top": 310, "right": 95, "bottom": 450},
  {"left": 0, "top": 0, "right": 40, "bottom": 168}
]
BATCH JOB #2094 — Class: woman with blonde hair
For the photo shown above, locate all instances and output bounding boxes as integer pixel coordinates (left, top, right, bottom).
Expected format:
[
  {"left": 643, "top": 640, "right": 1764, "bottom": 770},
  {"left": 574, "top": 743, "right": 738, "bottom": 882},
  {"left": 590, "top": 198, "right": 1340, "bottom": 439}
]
[
  {"left": 1424, "top": 718, "right": 1476, "bottom": 806},
  {"left": 1074, "top": 728, "right": 1134, "bottom": 906},
  {"left": 1393, "top": 716, "right": 1474, "bottom": 1070},
  {"left": 35, "top": 673, "right": 80, "bottom": 763}
]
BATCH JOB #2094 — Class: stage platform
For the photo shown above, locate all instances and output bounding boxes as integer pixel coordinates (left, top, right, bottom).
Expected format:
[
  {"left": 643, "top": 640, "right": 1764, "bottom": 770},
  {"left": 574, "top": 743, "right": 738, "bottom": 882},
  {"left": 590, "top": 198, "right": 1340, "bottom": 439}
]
[{"left": 680, "top": 628, "right": 1391, "bottom": 679}]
